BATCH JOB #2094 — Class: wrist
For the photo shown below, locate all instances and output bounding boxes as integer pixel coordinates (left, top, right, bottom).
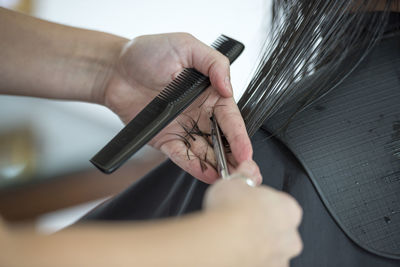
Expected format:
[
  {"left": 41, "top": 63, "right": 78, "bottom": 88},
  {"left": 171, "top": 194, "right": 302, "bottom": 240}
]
[
  {"left": 72, "top": 32, "right": 127, "bottom": 105},
  {"left": 0, "top": 225, "right": 23, "bottom": 267}
]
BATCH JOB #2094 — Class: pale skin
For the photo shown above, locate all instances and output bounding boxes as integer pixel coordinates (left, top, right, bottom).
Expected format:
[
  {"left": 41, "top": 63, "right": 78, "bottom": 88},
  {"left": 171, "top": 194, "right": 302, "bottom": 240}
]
[
  {"left": 0, "top": 161, "right": 302, "bottom": 267},
  {"left": 0, "top": 7, "right": 302, "bottom": 267},
  {"left": 0, "top": 7, "right": 258, "bottom": 184}
]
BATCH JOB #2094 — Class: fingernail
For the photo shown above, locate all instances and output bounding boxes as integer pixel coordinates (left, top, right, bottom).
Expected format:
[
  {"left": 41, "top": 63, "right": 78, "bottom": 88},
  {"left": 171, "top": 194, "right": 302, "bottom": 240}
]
[
  {"left": 234, "top": 160, "right": 259, "bottom": 185},
  {"left": 224, "top": 76, "right": 233, "bottom": 96},
  {"left": 249, "top": 172, "right": 261, "bottom": 186},
  {"left": 245, "top": 178, "right": 257, "bottom": 187},
  {"left": 245, "top": 160, "right": 262, "bottom": 186},
  {"left": 227, "top": 173, "right": 256, "bottom": 187}
]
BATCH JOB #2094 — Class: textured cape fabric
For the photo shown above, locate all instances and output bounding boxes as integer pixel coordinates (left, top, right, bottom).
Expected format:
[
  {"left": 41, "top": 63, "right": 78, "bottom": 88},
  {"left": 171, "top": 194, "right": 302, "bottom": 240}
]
[
  {"left": 80, "top": 132, "right": 399, "bottom": 266},
  {"left": 80, "top": 23, "right": 400, "bottom": 267},
  {"left": 263, "top": 32, "right": 400, "bottom": 259}
]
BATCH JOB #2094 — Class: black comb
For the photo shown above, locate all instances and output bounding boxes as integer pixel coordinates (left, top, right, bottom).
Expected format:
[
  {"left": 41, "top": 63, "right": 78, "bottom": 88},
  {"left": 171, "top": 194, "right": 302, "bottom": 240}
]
[{"left": 90, "top": 35, "right": 244, "bottom": 174}]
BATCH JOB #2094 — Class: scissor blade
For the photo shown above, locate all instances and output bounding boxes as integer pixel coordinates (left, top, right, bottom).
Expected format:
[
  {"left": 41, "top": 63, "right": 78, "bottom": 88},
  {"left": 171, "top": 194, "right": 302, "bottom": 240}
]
[{"left": 210, "top": 114, "right": 229, "bottom": 178}]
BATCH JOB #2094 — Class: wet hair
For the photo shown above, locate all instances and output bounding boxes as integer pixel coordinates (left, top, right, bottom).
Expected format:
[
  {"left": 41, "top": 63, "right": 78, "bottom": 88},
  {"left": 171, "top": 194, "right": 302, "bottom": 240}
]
[{"left": 238, "top": 0, "right": 397, "bottom": 136}]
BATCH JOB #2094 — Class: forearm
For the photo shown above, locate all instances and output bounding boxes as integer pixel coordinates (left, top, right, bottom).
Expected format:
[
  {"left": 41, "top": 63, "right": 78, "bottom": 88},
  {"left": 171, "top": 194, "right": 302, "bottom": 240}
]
[
  {"left": 1, "top": 211, "right": 235, "bottom": 267},
  {"left": 0, "top": 7, "right": 127, "bottom": 103}
]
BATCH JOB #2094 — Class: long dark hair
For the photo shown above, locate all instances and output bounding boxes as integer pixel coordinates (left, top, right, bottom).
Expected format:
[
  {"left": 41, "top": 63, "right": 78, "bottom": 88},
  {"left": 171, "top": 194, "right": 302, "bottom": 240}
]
[{"left": 238, "top": 0, "right": 397, "bottom": 136}]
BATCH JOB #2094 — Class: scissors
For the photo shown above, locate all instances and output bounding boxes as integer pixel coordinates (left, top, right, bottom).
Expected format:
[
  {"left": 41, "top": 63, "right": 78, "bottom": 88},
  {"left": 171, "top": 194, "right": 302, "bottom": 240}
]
[{"left": 210, "top": 114, "right": 230, "bottom": 179}]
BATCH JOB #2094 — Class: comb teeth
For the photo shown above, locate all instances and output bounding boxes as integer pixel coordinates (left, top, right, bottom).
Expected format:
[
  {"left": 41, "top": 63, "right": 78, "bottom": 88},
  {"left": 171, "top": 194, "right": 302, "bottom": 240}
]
[
  {"left": 90, "top": 35, "right": 244, "bottom": 174},
  {"left": 156, "top": 35, "right": 244, "bottom": 104},
  {"left": 157, "top": 69, "right": 207, "bottom": 103},
  {"left": 212, "top": 35, "right": 245, "bottom": 63}
]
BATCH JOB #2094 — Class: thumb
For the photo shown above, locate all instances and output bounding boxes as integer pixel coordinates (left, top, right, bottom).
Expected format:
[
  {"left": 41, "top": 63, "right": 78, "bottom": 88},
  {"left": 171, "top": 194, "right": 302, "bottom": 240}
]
[
  {"left": 203, "top": 160, "right": 262, "bottom": 210},
  {"left": 203, "top": 176, "right": 254, "bottom": 211},
  {"left": 179, "top": 34, "right": 233, "bottom": 97}
]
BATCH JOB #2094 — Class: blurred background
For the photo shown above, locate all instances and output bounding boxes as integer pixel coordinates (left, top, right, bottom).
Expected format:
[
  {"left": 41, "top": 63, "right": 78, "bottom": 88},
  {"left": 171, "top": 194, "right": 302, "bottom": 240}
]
[{"left": 0, "top": 0, "right": 269, "bottom": 232}]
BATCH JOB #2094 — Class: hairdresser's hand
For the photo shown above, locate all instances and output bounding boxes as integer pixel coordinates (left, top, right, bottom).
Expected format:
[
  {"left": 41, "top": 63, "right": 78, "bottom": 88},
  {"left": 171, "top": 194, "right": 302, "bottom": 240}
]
[
  {"left": 203, "top": 161, "right": 303, "bottom": 267},
  {"left": 0, "top": 10, "right": 255, "bottom": 184},
  {"left": 103, "top": 33, "right": 258, "bottom": 183}
]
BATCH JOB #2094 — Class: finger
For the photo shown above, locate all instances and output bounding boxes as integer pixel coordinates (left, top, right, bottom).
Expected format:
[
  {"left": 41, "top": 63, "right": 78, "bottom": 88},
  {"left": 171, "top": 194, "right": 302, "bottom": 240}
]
[
  {"left": 233, "top": 160, "right": 262, "bottom": 185},
  {"left": 291, "top": 231, "right": 303, "bottom": 258},
  {"left": 177, "top": 34, "right": 233, "bottom": 97},
  {"left": 204, "top": 176, "right": 256, "bottom": 210},
  {"left": 280, "top": 230, "right": 303, "bottom": 259},
  {"left": 281, "top": 194, "right": 303, "bottom": 227},
  {"left": 276, "top": 262, "right": 290, "bottom": 267},
  {"left": 213, "top": 97, "right": 254, "bottom": 164},
  {"left": 225, "top": 147, "right": 238, "bottom": 168}
]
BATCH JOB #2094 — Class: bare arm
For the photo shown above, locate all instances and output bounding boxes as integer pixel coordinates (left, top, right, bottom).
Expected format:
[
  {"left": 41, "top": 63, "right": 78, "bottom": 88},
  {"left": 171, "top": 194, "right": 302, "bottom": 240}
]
[
  {"left": 0, "top": 7, "right": 125, "bottom": 103},
  {"left": 0, "top": 161, "right": 302, "bottom": 267},
  {"left": 0, "top": 7, "right": 259, "bottom": 182},
  {"left": 1, "top": 212, "right": 234, "bottom": 267}
]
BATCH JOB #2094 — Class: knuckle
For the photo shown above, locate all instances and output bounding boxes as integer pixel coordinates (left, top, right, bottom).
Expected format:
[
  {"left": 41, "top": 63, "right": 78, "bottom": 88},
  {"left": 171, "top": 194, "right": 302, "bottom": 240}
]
[
  {"left": 177, "top": 32, "right": 194, "bottom": 41},
  {"left": 212, "top": 51, "right": 230, "bottom": 70},
  {"left": 220, "top": 54, "right": 230, "bottom": 66},
  {"left": 175, "top": 33, "right": 196, "bottom": 54},
  {"left": 278, "top": 260, "right": 290, "bottom": 267},
  {"left": 203, "top": 56, "right": 218, "bottom": 78},
  {"left": 208, "top": 58, "right": 219, "bottom": 72},
  {"left": 280, "top": 193, "right": 303, "bottom": 225},
  {"left": 292, "top": 203, "right": 303, "bottom": 225},
  {"left": 224, "top": 56, "right": 230, "bottom": 66},
  {"left": 292, "top": 232, "right": 303, "bottom": 256},
  {"left": 208, "top": 49, "right": 228, "bottom": 67}
]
